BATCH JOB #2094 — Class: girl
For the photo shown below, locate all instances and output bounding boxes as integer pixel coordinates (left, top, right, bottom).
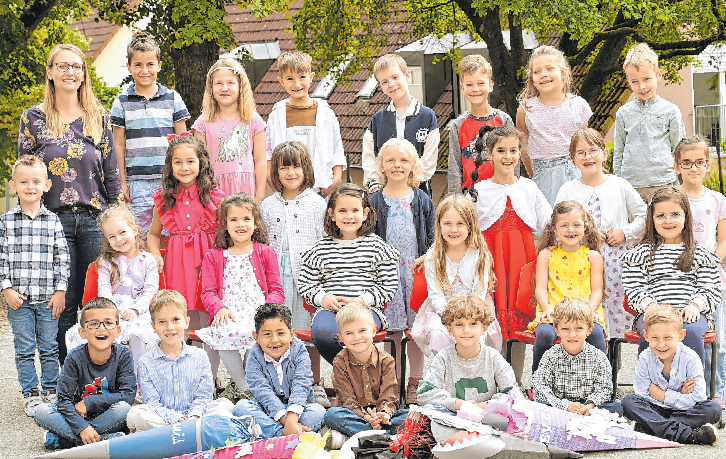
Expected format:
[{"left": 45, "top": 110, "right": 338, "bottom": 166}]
[
  {"left": 516, "top": 46, "right": 592, "bottom": 205},
  {"left": 18, "top": 43, "right": 122, "bottom": 364},
  {"left": 676, "top": 136, "right": 726, "bottom": 401},
  {"left": 198, "top": 193, "right": 283, "bottom": 390},
  {"left": 370, "top": 138, "right": 434, "bottom": 399},
  {"left": 261, "top": 141, "right": 328, "bottom": 404},
  {"left": 622, "top": 186, "right": 722, "bottom": 364},
  {"left": 193, "top": 59, "right": 266, "bottom": 199},
  {"left": 410, "top": 195, "right": 501, "bottom": 358},
  {"left": 555, "top": 128, "right": 646, "bottom": 339},
  {"left": 298, "top": 183, "right": 399, "bottom": 364},
  {"left": 148, "top": 134, "right": 225, "bottom": 378},
  {"left": 528, "top": 200, "right": 607, "bottom": 372}
]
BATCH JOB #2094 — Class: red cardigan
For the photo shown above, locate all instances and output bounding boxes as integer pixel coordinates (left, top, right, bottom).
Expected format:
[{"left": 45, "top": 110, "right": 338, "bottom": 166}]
[{"left": 201, "top": 243, "right": 284, "bottom": 323}]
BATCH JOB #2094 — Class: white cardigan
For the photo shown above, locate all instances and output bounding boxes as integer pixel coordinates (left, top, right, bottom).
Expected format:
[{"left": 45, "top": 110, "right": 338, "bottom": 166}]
[
  {"left": 555, "top": 175, "right": 646, "bottom": 245},
  {"left": 425, "top": 247, "right": 490, "bottom": 315},
  {"left": 471, "top": 178, "right": 551, "bottom": 234}
]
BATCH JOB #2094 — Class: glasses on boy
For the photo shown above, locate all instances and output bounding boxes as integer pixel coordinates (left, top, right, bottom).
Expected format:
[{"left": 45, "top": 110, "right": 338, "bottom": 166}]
[
  {"left": 83, "top": 320, "right": 119, "bottom": 330},
  {"left": 573, "top": 148, "right": 602, "bottom": 160}
]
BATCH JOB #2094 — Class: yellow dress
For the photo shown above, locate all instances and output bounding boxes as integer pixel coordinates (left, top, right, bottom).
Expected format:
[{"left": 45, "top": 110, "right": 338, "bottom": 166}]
[{"left": 527, "top": 245, "right": 606, "bottom": 332}]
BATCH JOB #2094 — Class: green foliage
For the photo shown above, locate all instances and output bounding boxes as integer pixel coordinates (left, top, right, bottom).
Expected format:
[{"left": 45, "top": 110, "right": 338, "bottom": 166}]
[{"left": 705, "top": 139, "right": 726, "bottom": 194}]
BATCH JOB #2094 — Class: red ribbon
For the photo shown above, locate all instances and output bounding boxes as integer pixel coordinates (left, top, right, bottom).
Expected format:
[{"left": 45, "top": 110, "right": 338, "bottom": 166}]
[{"left": 167, "top": 130, "right": 193, "bottom": 141}]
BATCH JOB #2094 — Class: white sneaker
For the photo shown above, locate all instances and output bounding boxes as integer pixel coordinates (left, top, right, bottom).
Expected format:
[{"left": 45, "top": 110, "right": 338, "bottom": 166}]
[
  {"left": 321, "top": 427, "right": 348, "bottom": 450},
  {"left": 42, "top": 390, "right": 57, "bottom": 405},
  {"left": 24, "top": 392, "right": 43, "bottom": 417},
  {"left": 312, "top": 383, "right": 331, "bottom": 408}
]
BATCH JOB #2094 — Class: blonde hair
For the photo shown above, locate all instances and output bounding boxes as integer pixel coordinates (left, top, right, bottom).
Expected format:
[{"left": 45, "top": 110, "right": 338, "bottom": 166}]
[
  {"left": 12, "top": 155, "right": 48, "bottom": 178},
  {"left": 202, "top": 59, "right": 255, "bottom": 123},
  {"left": 277, "top": 51, "right": 313, "bottom": 75},
  {"left": 643, "top": 303, "right": 683, "bottom": 332},
  {"left": 377, "top": 138, "right": 422, "bottom": 187},
  {"left": 335, "top": 302, "right": 376, "bottom": 329},
  {"left": 149, "top": 290, "right": 188, "bottom": 320},
  {"left": 441, "top": 296, "right": 493, "bottom": 328},
  {"left": 373, "top": 54, "right": 408, "bottom": 77},
  {"left": 458, "top": 54, "right": 492, "bottom": 78},
  {"left": 433, "top": 195, "right": 495, "bottom": 294},
  {"left": 44, "top": 44, "right": 105, "bottom": 144},
  {"left": 96, "top": 204, "right": 145, "bottom": 289},
  {"left": 552, "top": 297, "right": 594, "bottom": 329},
  {"left": 518, "top": 46, "right": 573, "bottom": 111},
  {"left": 623, "top": 43, "right": 659, "bottom": 73}
]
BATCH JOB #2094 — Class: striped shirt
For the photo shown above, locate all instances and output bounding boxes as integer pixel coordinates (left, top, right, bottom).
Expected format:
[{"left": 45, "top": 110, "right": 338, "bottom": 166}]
[
  {"left": 137, "top": 343, "right": 214, "bottom": 423},
  {"left": 298, "top": 234, "right": 400, "bottom": 309},
  {"left": 110, "top": 84, "right": 190, "bottom": 180},
  {"left": 0, "top": 204, "right": 69, "bottom": 303},
  {"left": 621, "top": 243, "right": 722, "bottom": 321}
]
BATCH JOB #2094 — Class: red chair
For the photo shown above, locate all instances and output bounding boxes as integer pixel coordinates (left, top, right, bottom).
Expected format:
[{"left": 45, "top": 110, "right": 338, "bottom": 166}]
[{"left": 504, "top": 262, "right": 540, "bottom": 363}]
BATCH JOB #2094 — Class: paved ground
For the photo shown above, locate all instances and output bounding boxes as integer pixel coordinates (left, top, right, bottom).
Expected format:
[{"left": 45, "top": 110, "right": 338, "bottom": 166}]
[{"left": 1, "top": 305, "right": 724, "bottom": 458}]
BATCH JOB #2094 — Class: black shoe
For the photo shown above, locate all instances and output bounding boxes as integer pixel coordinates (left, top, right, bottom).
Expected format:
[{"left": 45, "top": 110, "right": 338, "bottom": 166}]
[
  {"left": 687, "top": 423, "right": 719, "bottom": 445},
  {"left": 632, "top": 423, "right": 647, "bottom": 433}
]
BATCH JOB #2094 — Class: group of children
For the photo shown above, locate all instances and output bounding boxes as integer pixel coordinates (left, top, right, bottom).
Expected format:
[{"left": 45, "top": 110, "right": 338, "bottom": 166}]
[{"left": 5, "top": 30, "right": 726, "bottom": 451}]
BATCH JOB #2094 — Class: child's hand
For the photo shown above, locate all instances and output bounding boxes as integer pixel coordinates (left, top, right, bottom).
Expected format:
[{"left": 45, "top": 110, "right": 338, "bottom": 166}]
[
  {"left": 322, "top": 295, "right": 344, "bottom": 312},
  {"left": 598, "top": 232, "right": 608, "bottom": 243},
  {"left": 682, "top": 303, "right": 700, "bottom": 323},
  {"left": 79, "top": 426, "right": 100, "bottom": 444},
  {"left": 412, "top": 255, "right": 425, "bottom": 274},
  {"left": 154, "top": 254, "right": 164, "bottom": 274},
  {"left": 120, "top": 181, "right": 131, "bottom": 203},
  {"left": 340, "top": 296, "right": 366, "bottom": 306},
  {"left": 537, "top": 307, "right": 553, "bottom": 322},
  {"left": 212, "top": 308, "right": 235, "bottom": 326},
  {"left": 121, "top": 309, "right": 138, "bottom": 321},
  {"left": 283, "top": 420, "right": 310, "bottom": 436},
  {"left": 75, "top": 400, "right": 88, "bottom": 418},
  {"left": 364, "top": 408, "right": 381, "bottom": 429},
  {"left": 475, "top": 401, "right": 489, "bottom": 410},
  {"left": 375, "top": 411, "right": 391, "bottom": 425},
  {"left": 567, "top": 402, "right": 585, "bottom": 414},
  {"left": 580, "top": 402, "right": 595, "bottom": 416},
  {"left": 605, "top": 229, "right": 626, "bottom": 246},
  {"left": 47, "top": 290, "right": 66, "bottom": 319},
  {"left": 648, "top": 383, "right": 666, "bottom": 402},
  {"left": 681, "top": 378, "right": 696, "bottom": 394},
  {"left": 2, "top": 288, "right": 25, "bottom": 310}
]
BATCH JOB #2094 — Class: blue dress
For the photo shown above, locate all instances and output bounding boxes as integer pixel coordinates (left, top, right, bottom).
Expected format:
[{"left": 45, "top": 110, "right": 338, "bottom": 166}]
[{"left": 383, "top": 191, "right": 417, "bottom": 331}]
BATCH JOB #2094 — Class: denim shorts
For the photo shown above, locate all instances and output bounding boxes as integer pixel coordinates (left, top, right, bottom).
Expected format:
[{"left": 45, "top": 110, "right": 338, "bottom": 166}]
[{"left": 128, "top": 179, "right": 162, "bottom": 238}]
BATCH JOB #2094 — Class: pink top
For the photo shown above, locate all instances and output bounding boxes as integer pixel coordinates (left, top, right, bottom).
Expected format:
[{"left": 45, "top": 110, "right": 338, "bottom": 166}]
[
  {"left": 689, "top": 188, "right": 726, "bottom": 285},
  {"left": 192, "top": 114, "right": 265, "bottom": 176},
  {"left": 201, "top": 244, "right": 284, "bottom": 323},
  {"left": 522, "top": 95, "right": 592, "bottom": 161}
]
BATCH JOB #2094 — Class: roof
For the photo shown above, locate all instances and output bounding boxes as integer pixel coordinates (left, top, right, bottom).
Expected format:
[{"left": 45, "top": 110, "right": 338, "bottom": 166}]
[{"left": 69, "top": 9, "right": 121, "bottom": 59}]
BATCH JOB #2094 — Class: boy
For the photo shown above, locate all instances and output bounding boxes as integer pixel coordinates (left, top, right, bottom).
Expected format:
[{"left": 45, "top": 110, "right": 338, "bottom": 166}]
[
  {"left": 448, "top": 54, "right": 514, "bottom": 194},
  {"left": 613, "top": 43, "right": 686, "bottom": 203},
  {"left": 232, "top": 303, "right": 325, "bottom": 438},
  {"left": 417, "top": 296, "right": 517, "bottom": 412},
  {"left": 266, "top": 51, "right": 346, "bottom": 197},
  {"left": 34, "top": 298, "right": 135, "bottom": 449},
  {"left": 110, "top": 33, "right": 190, "bottom": 237},
  {"left": 324, "top": 302, "right": 408, "bottom": 442},
  {"left": 622, "top": 304, "right": 721, "bottom": 445},
  {"left": 362, "top": 54, "right": 440, "bottom": 195},
  {"left": 1, "top": 155, "right": 69, "bottom": 416},
  {"left": 126, "top": 290, "right": 232, "bottom": 432},
  {"left": 532, "top": 297, "right": 622, "bottom": 416}
]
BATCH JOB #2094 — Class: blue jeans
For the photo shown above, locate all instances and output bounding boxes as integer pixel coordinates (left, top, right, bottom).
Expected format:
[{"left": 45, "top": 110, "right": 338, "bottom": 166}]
[
  {"left": 324, "top": 407, "right": 409, "bottom": 437},
  {"left": 705, "top": 299, "right": 726, "bottom": 398},
  {"left": 532, "top": 323, "right": 606, "bottom": 372},
  {"left": 56, "top": 208, "right": 104, "bottom": 364},
  {"left": 622, "top": 394, "right": 721, "bottom": 443},
  {"left": 636, "top": 315, "right": 707, "bottom": 365},
  {"left": 7, "top": 301, "right": 59, "bottom": 394},
  {"left": 311, "top": 309, "right": 382, "bottom": 364},
  {"left": 34, "top": 401, "right": 131, "bottom": 445},
  {"left": 532, "top": 156, "right": 581, "bottom": 206},
  {"left": 232, "top": 400, "right": 325, "bottom": 438},
  {"left": 128, "top": 179, "right": 161, "bottom": 239}
]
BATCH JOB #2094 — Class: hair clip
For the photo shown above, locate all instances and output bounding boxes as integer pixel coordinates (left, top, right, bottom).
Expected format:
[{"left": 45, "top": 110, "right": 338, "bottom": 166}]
[
  {"left": 209, "top": 66, "right": 240, "bottom": 76},
  {"left": 167, "top": 130, "right": 193, "bottom": 141}
]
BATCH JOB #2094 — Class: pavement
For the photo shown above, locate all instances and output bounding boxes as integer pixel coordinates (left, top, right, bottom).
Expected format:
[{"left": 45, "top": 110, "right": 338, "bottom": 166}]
[{"left": 1, "top": 305, "right": 725, "bottom": 458}]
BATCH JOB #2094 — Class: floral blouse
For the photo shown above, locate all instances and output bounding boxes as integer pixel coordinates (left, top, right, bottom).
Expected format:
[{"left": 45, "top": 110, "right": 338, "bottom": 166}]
[{"left": 17, "top": 106, "right": 121, "bottom": 212}]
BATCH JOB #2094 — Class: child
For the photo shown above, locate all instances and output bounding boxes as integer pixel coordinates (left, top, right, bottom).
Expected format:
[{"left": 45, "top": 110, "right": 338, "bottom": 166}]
[
  {"left": 198, "top": 193, "right": 284, "bottom": 391},
  {"left": 448, "top": 54, "right": 514, "bottom": 194},
  {"left": 362, "top": 54, "right": 439, "bottom": 195},
  {"left": 370, "top": 138, "right": 434, "bottom": 396},
  {"left": 298, "top": 183, "right": 399, "bottom": 364},
  {"left": 410, "top": 195, "right": 500, "bottom": 357},
  {"left": 622, "top": 304, "right": 722, "bottom": 445},
  {"left": 555, "top": 128, "right": 646, "bottom": 339},
  {"left": 193, "top": 59, "right": 266, "bottom": 199},
  {"left": 1, "top": 155, "right": 69, "bottom": 416},
  {"left": 261, "top": 141, "right": 328, "bottom": 405},
  {"left": 528, "top": 200, "right": 607, "bottom": 372},
  {"left": 676, "top": 135, "right": 726, "bottom": 401},
  {"left": 126, "top": 290, "right": 232, "bottom": 432},
  {"left": 417, "top": 296, "right": 517, "bottom": 413},
  {"left": 622, "top": 186, "right": 722, "bottom": 363},
  {"left": 265, "top": 51, "right": 346, "bottom": 197},
  {"left": 516, "top": 46, "right": 592, "bottom": 205},
  {"left": 34, "top": 298, "right": 135, "bottom": 450},
  {"left": 613, "top": 43, "right": 686, "bottom": 203},
  {"left": 233, "top": 303, "right": 326, "bottom": 437},
  {"left": 532, "top": 297, "right": 621, "bottom": 416},
  {"left": 111, "top": 32, "right": 190, "bottom": 237},
  {"left": 469, "top": 125, "right": 551, "bottom": 343},
  {"left": 324, "top": 302, "right": 408, "bottom": 439}
]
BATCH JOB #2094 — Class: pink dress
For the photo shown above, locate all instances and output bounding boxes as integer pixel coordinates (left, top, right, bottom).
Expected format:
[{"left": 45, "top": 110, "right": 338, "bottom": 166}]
[
  {"left": 192, "top": 114, "right": 266, "bottom": 197},
  {"left": 153, "top": 184, "right": 225, "bottom": 311}
]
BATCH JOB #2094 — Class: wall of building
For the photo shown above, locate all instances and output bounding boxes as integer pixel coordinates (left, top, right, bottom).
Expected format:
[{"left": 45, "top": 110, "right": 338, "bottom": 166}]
[{"left": 92, "top": 27, "right": 133, "bottom": 87}]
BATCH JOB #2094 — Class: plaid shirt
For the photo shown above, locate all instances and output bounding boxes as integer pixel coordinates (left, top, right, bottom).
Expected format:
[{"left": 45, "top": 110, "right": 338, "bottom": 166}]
[
  {"left": 0, "top": 204, "right": 69, "bottom": 303},
  {"left": 532, "top": 342, "right": 613, "bottom": 410}
]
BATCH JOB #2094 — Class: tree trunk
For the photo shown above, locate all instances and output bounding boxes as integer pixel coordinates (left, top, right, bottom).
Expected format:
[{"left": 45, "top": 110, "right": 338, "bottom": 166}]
[
  {"left": 169, "top": 41, "right": 219, "bottom": 121},
  {"left": 577, "top": 34, "right": 629, "bottom": 108}
]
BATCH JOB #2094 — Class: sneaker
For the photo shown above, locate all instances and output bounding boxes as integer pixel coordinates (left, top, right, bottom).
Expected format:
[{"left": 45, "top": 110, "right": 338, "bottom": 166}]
[
  {"left": 218, "top": 381, "right": 251, "bottom": 404},
  {"left": 42, "top": 390, "right": 57, "bottom": 405},
  {"left": 43, "top": 432, "right": 61, "bottom": 450},
  {"left": 312, "top": 383, "right": 331, "bottom": 408},
  {"left": 24, "top": 391, "right": 43, "bottom": 417},
  {"left": 406, "top": 377, "right": 422, "bottom": 404},
  {"left": 320, "top": 427, "right": 348, "bottom": 450},
  {"left": 688, "top": 423, "right": 719, "bottom": 445}
]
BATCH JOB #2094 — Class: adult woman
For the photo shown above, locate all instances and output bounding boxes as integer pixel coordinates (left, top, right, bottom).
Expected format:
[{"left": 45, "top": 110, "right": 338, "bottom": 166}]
[{"left": 18, "top": 43, "right": 121, "bottom": 363}]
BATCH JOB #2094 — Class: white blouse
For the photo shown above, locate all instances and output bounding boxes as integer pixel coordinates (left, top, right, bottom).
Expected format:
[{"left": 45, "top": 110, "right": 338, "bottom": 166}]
[{"left": 470, "top": 177, "right": 551, "bottom": 234}]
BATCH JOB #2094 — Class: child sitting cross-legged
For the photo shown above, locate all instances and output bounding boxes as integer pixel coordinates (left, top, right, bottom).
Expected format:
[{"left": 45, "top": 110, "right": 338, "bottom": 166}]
[
  {"left": 622, "top": 304, "right": 722, "bottom": 445},
  {"left": 232, "top": 303, "right": 326, "bottom": 438},
  {"left": 417, "top": 296, "right": 517, "bottom": 413},
  {"left": 532, "top": 297, "right": 622, "bottom": 416}
]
